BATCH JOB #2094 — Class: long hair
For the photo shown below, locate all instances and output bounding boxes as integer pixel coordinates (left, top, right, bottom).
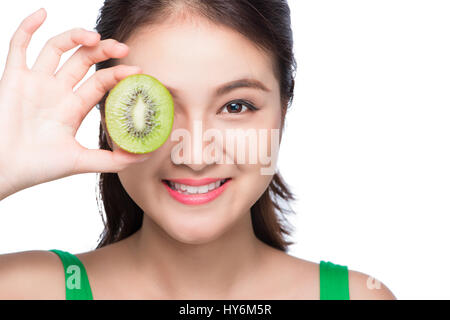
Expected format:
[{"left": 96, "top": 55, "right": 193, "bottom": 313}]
[{"left": 94, "top": 0, "right": 298, "bottom": 251}]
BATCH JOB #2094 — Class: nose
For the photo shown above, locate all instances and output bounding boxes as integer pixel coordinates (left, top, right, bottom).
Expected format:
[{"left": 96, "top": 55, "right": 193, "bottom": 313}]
[{"left": 170, "top": 118, "right": 221, "bottom": 171}]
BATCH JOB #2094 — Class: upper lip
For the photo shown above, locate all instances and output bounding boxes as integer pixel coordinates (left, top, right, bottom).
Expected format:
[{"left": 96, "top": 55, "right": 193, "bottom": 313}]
[{"left": 163, "top": 177, "right": 231, "bottom": 186}]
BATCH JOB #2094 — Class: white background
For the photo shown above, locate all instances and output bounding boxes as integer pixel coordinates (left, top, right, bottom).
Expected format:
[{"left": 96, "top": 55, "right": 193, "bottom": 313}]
[{"left": 0, "top": 0, "right": 449, "bottom": 300}]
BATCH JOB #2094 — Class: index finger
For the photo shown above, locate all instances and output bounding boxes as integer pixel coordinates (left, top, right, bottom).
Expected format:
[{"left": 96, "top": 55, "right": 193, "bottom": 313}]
[{"left": 5, "top": 8, "right": 47, "bottom": 71}]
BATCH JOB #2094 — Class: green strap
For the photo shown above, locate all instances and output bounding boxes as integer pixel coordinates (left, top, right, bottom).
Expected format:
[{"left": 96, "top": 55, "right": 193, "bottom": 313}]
[
  {"left": 320, "top": 260, "right": 350, "bottom": 300},
  {"left": 49, "top": 249, "right": 93, "bottom": 300},
  {"left": 48, "top": 250, "right": 346, "bottom": 300}
]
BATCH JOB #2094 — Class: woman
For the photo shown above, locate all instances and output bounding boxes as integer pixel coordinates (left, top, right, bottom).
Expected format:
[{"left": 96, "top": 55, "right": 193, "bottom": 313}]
[{"left": 0, "top": 0, "right": 396, "bottom": 300}]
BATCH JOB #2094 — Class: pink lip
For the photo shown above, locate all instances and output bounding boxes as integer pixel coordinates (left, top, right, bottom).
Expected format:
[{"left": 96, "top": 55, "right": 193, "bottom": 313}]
[{"left": 162, "top": 178, "right": 231, "bottom": 205}]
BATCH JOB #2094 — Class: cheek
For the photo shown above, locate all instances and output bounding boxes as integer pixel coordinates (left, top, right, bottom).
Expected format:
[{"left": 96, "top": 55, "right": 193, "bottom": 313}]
[
  {"left": 235, "top": 106, "right": 282, "bottom": 168},
  {"left": 115, "top": 139, "right": 173, "bottom": 207},
  {"left": 231, "top": 106, "right": 281, "bottom": 204},
  {"left": 238, "top": 166, "right": 274, "bottom": 207}
]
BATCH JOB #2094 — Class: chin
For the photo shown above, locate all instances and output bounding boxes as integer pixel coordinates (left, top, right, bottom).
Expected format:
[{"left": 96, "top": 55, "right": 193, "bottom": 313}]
[{"left": 162, "top": 212, "right": 230, "bottom": 245}]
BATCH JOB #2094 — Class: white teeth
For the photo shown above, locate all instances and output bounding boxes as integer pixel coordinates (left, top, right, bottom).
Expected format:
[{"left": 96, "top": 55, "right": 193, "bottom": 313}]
[
  {"left": 198, "top": 185, "right": 209, "bottom": 193},
  {"left": 186, "top": 185, "right": 197, "bottom": 194},
  {"left": 167, "top": 179, "right": 229, "bottom": 194}
]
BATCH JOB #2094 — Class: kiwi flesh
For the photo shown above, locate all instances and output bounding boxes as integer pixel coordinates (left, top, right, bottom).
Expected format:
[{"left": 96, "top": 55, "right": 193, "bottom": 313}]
[{"left": 105, "top": 74, "right": 174, "bottom": 154}]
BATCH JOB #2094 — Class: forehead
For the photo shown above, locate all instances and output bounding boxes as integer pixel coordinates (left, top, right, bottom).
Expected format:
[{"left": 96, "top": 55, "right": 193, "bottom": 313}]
[{"left": 119, "top": 17, "right": 278, "bottom": 94}]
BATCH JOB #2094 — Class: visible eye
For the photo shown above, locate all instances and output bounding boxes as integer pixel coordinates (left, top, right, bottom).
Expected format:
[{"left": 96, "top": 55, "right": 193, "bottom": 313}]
[{"left": 218, "top": 99, "right": 259, "bottom": 115}]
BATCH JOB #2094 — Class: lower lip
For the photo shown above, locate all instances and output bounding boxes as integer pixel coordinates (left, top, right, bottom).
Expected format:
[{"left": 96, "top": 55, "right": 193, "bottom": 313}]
[{"left": 162, "top": 179, "right": 231, "bottom": 205}]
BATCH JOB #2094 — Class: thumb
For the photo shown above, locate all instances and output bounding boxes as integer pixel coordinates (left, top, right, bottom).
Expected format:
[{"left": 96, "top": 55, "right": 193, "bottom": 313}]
[{"left": 74, "top": 147, "right": 152, "bottom": 174}]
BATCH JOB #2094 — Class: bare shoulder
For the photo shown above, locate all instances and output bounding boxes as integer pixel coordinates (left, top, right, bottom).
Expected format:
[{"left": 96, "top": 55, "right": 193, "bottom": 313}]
[
  {"left": 258, "top": 246, "right": 320, "bottom": 299},
  {"left": 347, "top": 268, "right": 397, "bottom": 300},
  {"left": 0, "top": 250, "right": 65, "bottom": 299},
  {"left": 263, "top": 246, "right": 396, "bottom": 300}
]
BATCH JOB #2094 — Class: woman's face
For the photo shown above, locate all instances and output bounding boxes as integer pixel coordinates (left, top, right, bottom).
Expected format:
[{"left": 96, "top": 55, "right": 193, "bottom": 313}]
[{"left": 106, "top": 16, "right": 282, "bottom": 245}]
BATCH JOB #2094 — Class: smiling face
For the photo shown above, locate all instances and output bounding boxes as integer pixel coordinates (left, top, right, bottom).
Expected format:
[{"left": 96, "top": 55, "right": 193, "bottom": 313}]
[{"left": 103, "top": 15, "right": 283, "bottom": 245}]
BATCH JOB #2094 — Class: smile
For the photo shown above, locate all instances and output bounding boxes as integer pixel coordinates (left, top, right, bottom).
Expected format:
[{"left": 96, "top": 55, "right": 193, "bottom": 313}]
[{"left": 161, "top": 178, "right": 232, "bottom": 205}]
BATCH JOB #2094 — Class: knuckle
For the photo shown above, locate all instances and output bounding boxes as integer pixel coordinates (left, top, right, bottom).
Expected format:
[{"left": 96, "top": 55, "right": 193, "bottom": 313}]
[
  {"left": 45, "top": 36, "right": 58, "bottom": 48},
  {"left": 46, "top": 30, "right": 77, "bottom": 56},
  {"left": 94, "top": 71, "right": 108, "bottom": 93},
  {"left": 111, "top": 66, "right": 123, "bottom": 81},
  {"left": 68, "top": 33, "right": 80, "bottom": 47},
  {"left": 9, "top": 36, "right": 20, "bottom": 49},
  {"left": 48, "top": 40, "right": 64, "bottom": 57},
  {"left": 80, "top": 51, "right": 95, "bottom": 67},
  {"left": 100, "top": 46, "right": 110, "bottom": 58},
  {"left": 9, "top": 30, "right": 25, "bottom": 49}
]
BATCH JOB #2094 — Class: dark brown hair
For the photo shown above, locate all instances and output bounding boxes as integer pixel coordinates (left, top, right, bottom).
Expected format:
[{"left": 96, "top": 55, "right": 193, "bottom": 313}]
[{"left": 94, "top": 0, "right": 298, "bottom": 251}]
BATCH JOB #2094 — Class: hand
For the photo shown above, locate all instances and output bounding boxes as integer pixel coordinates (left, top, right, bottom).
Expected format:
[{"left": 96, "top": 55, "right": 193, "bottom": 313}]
[{"left": 0, "top": 8, "right": 151, "bottom": 197}]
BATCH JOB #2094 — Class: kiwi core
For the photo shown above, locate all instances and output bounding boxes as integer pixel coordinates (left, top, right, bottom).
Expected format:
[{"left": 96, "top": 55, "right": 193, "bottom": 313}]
[{"left": 105, "top": 74, "right": 174, "bottom": 154}]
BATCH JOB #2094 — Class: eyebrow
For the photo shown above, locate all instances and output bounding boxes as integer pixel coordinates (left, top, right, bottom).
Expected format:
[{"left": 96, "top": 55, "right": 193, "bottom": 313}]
[{"left": 164, "top": 78, "right": 271, "bottom": 99}]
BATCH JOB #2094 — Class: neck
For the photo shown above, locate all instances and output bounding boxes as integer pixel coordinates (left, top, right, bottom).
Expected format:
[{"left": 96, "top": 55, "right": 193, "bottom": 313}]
[{"left": 125, "top": 209, "right": 266, "bottom": 299}]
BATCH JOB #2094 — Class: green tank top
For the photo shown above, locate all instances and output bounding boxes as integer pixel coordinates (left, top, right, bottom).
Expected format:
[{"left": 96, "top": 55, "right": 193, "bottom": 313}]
[
  {"left": 319, "top": 260, "right": 350, "bottom": 300},
  {"left": 49, "top": 249, "right": 349, "bottom": 300},
  {"left": 49, "top": 249, "right": 93, "bottom": 300}
]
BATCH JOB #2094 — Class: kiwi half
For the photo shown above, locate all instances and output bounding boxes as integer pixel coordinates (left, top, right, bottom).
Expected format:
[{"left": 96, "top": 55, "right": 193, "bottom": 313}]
[{"left": 105, "top": 74, "right": 174, "bottom": 154}]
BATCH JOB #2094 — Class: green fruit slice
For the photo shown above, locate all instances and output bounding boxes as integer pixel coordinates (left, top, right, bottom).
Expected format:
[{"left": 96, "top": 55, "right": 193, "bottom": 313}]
[{"left": 105, "top": 74, "right": 174, "bottom": 154}]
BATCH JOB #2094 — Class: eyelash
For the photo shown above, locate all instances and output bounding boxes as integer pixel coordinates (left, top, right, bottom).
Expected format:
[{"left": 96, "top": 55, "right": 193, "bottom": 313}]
[{"left": 218, "top": 99, "right": 260, "bottom": 115}]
